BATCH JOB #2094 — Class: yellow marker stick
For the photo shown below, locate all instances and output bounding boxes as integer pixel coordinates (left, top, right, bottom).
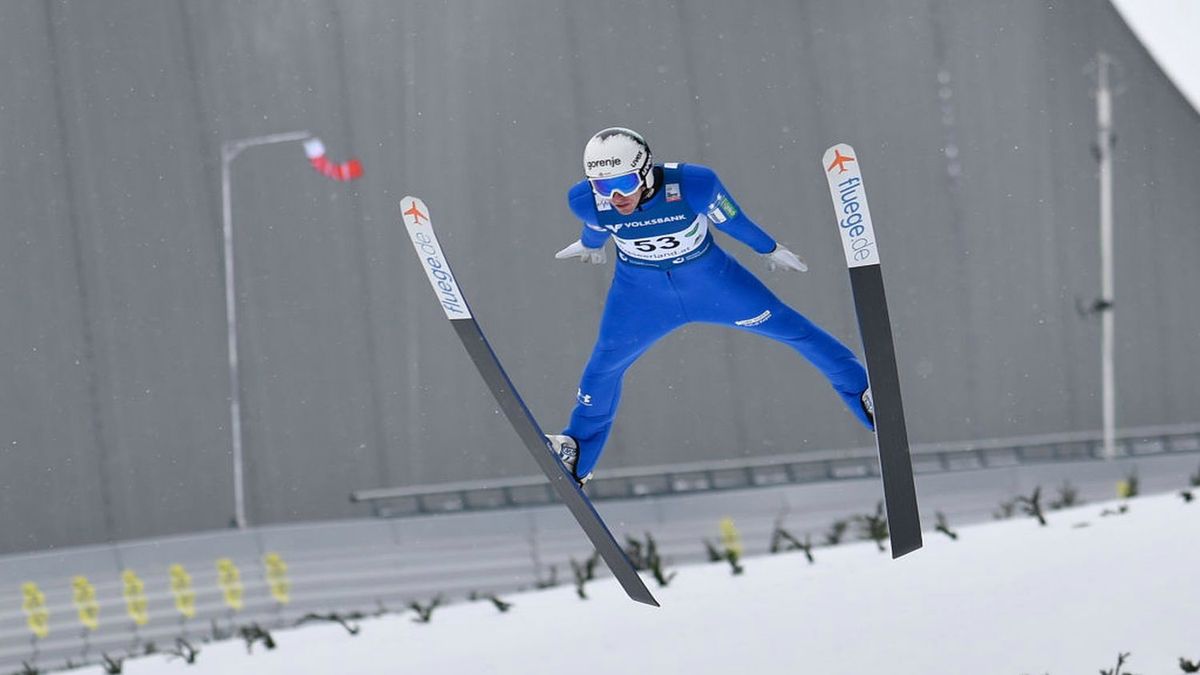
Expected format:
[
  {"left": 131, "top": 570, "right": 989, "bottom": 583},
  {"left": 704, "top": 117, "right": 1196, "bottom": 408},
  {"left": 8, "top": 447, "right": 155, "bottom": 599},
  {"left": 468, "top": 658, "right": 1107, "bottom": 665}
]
[
  {"left": 21, "top": 582, "right": 50, "bottom": 639},
  {"left": 216, "top": 558, "right": 244, "bottom": 611},
  {"left": 72, "top": 576, "right": 100, "bottom": 630},
  {"left": 168, "top": 564, "right": 197, "bottom": 619},
  {"left": 719, "top": 517, "right": 744, "bottom": 558},
  {"left": 263, "top": 552, "right": 291, "bottom": 605},
  {"left": 121, "top": 570, "right": 149, "bottom": 626}
]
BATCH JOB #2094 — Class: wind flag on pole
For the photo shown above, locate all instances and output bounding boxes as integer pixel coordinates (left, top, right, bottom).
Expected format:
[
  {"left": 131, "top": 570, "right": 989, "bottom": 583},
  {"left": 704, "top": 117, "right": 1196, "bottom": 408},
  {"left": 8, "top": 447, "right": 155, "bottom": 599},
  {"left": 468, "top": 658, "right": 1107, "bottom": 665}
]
[{"left": 303, "top": 137, "right": 363, "bottom": 181}]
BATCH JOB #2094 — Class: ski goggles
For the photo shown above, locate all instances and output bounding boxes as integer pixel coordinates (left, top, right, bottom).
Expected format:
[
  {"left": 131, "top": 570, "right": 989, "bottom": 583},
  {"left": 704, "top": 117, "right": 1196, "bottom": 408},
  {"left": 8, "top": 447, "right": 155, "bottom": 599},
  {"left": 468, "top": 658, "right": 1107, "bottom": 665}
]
[{"left": 589, "top": 171, "right": 643, "bottom": 198}]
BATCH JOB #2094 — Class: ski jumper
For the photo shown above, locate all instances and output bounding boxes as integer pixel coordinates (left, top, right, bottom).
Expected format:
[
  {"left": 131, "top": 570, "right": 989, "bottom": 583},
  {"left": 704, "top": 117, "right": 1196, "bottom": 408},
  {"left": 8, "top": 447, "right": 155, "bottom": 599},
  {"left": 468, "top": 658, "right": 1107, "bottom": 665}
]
[{"left": 563, "top": 163, "right": 870, "bottom": 478}]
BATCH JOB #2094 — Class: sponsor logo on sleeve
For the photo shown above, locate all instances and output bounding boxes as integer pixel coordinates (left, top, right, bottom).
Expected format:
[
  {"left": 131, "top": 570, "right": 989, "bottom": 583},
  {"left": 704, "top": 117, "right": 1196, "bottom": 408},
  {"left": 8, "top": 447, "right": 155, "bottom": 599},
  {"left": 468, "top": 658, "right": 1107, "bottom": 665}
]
[
  {"left": 666, "top": 183, "right": 681, "bottom": 202},
  {"left": 718, "top": 194, "right": 739, "bottom": 218},
  {"left": 594, "top": 193, "right": 613, "bottom": 211},
  {"left": 707, "top": 194, "right": 738, "bottom": 222}
]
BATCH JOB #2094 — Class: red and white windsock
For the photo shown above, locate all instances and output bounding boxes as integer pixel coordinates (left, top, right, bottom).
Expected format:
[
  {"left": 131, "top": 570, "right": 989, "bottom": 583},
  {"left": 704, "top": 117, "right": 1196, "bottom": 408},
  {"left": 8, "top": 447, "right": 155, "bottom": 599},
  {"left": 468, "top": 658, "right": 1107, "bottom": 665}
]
[{"left": 303, "top": 137, "right": 363, "bottom": 182}]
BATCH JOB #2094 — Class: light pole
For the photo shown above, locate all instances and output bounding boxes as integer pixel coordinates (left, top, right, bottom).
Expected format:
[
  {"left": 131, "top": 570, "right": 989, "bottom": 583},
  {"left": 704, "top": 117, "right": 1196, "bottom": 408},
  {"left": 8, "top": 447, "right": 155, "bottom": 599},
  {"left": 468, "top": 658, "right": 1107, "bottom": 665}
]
[{"left": 220, "top": 130, "right": 311, "bottom": 529}]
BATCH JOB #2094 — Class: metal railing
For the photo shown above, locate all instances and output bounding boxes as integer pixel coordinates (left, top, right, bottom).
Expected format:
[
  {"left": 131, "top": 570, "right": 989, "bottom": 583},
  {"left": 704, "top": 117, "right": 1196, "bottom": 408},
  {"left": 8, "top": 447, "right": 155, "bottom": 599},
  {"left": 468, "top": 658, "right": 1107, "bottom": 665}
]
[{"left": 351, "top": 423, "right": 1200, "bottom": 517}]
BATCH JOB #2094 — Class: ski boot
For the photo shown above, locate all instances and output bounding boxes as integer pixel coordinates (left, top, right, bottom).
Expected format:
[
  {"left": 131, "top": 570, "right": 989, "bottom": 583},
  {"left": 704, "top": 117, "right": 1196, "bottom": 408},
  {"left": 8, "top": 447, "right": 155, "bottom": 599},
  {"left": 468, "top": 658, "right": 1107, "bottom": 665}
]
[
  {"left": 860, "top": 387, "right": 875, "bottom": 427},
  {"left": 546, "top": 434, "right": 593, "bottom": 486}
]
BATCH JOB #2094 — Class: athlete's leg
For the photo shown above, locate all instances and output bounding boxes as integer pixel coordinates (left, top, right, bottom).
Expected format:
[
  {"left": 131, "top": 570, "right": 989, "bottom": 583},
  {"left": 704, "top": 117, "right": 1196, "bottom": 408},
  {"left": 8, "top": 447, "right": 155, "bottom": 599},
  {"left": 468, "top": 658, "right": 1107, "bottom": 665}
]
[
  {"left": 684, "top": 253, "right": 872, "bottom": 429},
  {"left": 564, "top": 269, "right": 685, "bottom": 476}
]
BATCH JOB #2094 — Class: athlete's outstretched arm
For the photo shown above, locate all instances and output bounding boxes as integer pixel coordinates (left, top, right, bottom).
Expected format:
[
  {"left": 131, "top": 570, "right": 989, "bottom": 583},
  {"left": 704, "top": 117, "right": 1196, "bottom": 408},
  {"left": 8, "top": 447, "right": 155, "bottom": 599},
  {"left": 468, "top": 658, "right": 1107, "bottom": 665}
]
[
  {"left": 681, "top": 164, "right": 777, "bottom": 253},
  {"left": 555, "top": 180, "right": 610, "bottom": 264},
  {"left": 682, "top": 164, "right": 806, "bottom": 271},
  {"left": 568, "top": 180, "right": 612, "bottom": 249}
]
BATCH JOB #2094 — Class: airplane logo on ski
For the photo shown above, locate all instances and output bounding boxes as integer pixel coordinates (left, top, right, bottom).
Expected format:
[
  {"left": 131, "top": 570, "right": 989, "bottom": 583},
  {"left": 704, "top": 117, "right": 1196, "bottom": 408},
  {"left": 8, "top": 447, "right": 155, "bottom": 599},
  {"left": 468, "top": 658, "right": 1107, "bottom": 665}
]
[
  {"left": 403, "top": 202, "right": 429, "bottom": 225},
  {"left": 826, "top": 148, "right": 856, "bottom": 174}
]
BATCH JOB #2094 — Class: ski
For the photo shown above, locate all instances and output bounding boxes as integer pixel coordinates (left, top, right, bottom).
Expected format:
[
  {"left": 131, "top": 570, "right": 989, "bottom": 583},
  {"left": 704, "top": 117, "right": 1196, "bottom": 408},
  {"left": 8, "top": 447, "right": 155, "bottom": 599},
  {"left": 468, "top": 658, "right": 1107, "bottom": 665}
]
[
  {"left": 399, "top": 196, "right": 659, "bottom": 606},
  {"left": 821, "top": 144, "right": 923, "bottom": 558}
]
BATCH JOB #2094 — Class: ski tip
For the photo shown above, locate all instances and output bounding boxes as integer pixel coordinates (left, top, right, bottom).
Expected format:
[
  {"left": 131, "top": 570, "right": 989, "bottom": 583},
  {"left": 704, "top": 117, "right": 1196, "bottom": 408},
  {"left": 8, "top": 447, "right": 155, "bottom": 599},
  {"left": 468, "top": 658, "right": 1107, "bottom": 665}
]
[
  {"left": 890, "top": 537, "right": 924, "bottom": 559},
  {"left": 822, "top": 143, "right": 859, "bottom": 177},
  {"left": 399, "top": 196, "right": 431, "bottom": 228},
  {"left": 630, "top": 589, "right": 661, "bottom": 608}
]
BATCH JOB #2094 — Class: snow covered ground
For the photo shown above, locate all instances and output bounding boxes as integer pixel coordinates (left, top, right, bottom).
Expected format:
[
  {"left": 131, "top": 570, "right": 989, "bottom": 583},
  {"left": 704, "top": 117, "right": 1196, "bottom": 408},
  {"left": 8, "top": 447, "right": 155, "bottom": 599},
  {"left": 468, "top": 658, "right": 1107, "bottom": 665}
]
[
  {"left": 1111, "top": 0, "right": 1200, "bottom": 114},
  {"left": 76, "top": 490, "right": 1198, "bottom": 675}
]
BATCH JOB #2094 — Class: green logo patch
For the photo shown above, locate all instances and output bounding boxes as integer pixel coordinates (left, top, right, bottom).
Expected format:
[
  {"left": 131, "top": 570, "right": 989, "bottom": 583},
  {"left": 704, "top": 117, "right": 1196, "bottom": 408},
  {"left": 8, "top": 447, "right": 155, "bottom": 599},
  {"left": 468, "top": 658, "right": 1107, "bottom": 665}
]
[{"left": 719, "top": 195, "right": 738, "bottom": 218}]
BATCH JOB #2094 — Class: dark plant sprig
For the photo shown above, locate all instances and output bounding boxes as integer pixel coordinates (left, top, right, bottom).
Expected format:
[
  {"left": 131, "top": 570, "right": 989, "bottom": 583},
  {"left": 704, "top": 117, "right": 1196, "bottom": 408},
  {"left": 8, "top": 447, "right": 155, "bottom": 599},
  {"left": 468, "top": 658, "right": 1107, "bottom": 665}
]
[
  {"left": 238, "top": 623, "right": 276, "bottom": 653},
  {"left": 644, "top": 533, "right": 677, "bottom": 587},
  {"left": 935, "top": 512, "right": 958, "bottom": 540},
  {"left": 534, "top": 565, "right": 559, "bottom": 589},
  {"left": 408, "top": 595, "right": 443, "bottom": 624},
  {"left": 1180, "top": 490, "right": 1194, "bottom": 504},
  {"left": 796, "top": 533, "right": 815, "bottom": 563},
  {"left": 724, "top": 547, "right": 745, "bottom": 575},
  {"left": 101, "top": 653, "right": 124, "bottom": 674},
  {"left": 486, "top": 594, "right": 512, "bottom": 613},
  {"left": 703, "top": 539, "right": 723, "bottom": 562},
  {"left": 704, "top": 539, "right": 744, "bottom": 575},
  {"left": 296, "top": 612, "right": 361, "bottom": 635},
  {"left": 623, "top": 536, "right": 648, "bottom": 571},
  {"left": 19, "top": 662, "right": 40, "bottom": 675},
  {"left": 1049, "top": 481, "right": 1082, "bottom": 510},
  {"left": 1179, "top": 656, "right": 1200, "bottom": 673},
  {"left": 824, "top": 519, "right": 850, "bottom": 546},
  {"left": 570, "top": 551, "right": 600, "bottom": 600},
  {"left": 209, "top": 618, "right": 233, "bottom": 641},
  {"left": 165, "top": 637, "right": 200, "bottom": 664},
  {"left": 993, "top": 498, "right": 1019, "bottom": 520},
  {"left": 1189, "top": 463, "right": 1200, "bottom": 488},
  {"left": 770, "top": 525, "right": 815, "bottom": 563},
  {"left": 1099, "top": 651, "right": 1138, "bottom": 675},
  {"left": 1018, "top": 486, "right": 1047, "bottom": 526},
  {"left": 769, "top": 521, "right": 789, "bottom": 554},
  {"left": 856, "top": 501, "right": 889, "bottom": 552},
  {"left": 1100, "top": 504, "right": 1130, "bottom": 517}
]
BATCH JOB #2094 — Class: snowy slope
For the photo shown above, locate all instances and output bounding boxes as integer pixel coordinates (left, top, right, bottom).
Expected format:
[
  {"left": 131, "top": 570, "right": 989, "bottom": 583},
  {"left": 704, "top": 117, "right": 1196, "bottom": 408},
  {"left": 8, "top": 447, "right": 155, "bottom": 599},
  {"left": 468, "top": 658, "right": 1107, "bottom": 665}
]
[
  {"left": 1111, "top": 0, "right": 1200, "bottom": 114},
  {"left": 87, "top": 492, "right": 1197, "bottom": 675}
]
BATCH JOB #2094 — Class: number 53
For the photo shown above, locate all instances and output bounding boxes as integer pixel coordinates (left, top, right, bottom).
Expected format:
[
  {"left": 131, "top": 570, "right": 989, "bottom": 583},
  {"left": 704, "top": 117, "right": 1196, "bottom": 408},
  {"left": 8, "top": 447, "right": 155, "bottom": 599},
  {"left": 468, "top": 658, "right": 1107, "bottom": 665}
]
[{"left": 633, "top": 236, "right": 680, "bottom": 253}]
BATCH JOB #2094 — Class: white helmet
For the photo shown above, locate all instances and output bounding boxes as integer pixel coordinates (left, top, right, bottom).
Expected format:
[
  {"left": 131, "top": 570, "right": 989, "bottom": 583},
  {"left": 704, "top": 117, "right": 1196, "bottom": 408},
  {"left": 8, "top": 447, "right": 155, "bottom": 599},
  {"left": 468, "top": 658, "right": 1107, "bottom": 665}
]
[{"left": 583, "top": 127, "right": 655, "bottom": 196}]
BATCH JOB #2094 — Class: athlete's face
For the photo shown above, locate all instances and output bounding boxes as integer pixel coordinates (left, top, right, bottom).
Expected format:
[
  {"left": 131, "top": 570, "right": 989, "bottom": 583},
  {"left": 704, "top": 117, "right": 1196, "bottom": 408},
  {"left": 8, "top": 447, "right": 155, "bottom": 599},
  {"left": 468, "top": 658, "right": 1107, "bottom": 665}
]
[{"left": 610, "top": 186, "right": 644, "bottom": 215}]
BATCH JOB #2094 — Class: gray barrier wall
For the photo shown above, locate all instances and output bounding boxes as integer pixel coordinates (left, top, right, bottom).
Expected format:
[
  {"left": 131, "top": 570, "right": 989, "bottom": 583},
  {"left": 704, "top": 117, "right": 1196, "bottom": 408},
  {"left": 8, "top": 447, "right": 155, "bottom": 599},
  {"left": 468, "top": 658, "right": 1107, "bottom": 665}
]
[{"left": 1, "top": 1, "right": 1198, "bottom": 552}]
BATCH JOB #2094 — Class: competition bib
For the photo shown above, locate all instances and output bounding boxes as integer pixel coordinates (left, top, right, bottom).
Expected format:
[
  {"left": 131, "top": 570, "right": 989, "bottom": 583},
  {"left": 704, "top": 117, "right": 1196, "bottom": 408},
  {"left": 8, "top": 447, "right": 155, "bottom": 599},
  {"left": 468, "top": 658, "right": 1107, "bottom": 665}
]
[{"left": 613, "top": 214, "right": 710, "bottom": 264}]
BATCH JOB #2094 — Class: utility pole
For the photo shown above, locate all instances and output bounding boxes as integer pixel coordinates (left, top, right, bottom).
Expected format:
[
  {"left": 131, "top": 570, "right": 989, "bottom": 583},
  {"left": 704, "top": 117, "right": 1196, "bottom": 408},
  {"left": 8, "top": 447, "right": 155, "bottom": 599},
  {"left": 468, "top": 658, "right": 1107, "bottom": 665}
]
[{"left": 1094, "top": 53, "right": 1117, "bottom": 460}]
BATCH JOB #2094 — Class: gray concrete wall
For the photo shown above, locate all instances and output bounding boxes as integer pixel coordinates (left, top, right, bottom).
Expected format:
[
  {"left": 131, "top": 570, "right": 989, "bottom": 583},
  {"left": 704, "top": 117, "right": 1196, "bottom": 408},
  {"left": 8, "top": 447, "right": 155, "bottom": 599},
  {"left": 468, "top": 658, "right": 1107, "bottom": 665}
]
[{"left": 1, "top": 0, "right": 1197, "bottom": 552}]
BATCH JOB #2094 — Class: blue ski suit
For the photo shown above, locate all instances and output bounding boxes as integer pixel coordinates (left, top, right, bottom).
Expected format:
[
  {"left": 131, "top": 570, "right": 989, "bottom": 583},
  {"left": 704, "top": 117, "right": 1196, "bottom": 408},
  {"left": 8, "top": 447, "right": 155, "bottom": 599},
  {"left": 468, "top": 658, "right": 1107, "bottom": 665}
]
[{"left": 563, "top": 163, "right": 870, "bottom": 479}]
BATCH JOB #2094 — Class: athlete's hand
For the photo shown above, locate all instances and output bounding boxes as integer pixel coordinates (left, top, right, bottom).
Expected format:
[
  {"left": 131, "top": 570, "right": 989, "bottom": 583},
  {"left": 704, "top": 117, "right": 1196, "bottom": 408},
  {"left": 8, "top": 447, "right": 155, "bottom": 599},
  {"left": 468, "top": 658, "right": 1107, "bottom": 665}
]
[
  {"left": 555, "top": 239, "right": 607, "bottom": 265},
  {"left": 763, "top": 244, "right": 808, "bottom": 272}
]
